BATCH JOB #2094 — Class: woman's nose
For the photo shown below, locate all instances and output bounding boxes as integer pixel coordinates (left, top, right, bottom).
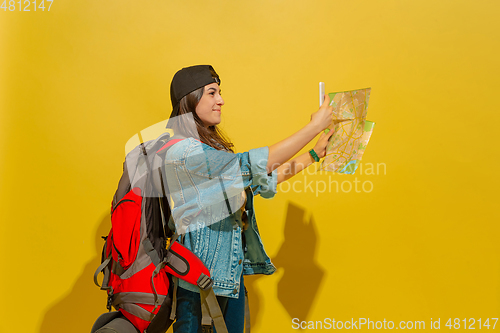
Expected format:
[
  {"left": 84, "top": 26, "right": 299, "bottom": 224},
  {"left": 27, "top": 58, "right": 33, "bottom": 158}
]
[{"left": 218, "top": 96, "right": 225, "bottom": 105}]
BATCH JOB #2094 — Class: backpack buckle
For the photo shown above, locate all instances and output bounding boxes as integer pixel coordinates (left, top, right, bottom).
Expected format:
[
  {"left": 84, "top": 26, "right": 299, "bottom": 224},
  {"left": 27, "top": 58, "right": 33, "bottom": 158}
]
[
  {"left": 106, "top": 290, "right": 114, "bottom": 311},
  {"left": 197, "top": 273, "right": 213, "bottom": 291},
  {"left": 201, "top": 325, "right": 214, "bottom": 333}
]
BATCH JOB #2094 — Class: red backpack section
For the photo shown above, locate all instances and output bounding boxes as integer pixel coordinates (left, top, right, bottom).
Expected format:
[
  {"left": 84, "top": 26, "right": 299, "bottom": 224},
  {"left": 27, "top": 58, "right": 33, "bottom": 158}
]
[{"left": 104, "top": 188, "right": 171, "bottom": 332}]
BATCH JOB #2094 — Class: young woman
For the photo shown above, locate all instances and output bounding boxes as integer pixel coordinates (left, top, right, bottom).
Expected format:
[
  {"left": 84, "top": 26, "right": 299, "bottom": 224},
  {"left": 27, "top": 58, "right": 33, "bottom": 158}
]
[{"left": 165, "top": 65, "right": 334, "bottom": 333}]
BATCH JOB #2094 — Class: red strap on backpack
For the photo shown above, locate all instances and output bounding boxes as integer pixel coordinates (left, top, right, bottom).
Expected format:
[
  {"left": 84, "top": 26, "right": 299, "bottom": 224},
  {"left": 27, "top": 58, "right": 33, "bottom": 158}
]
[
  {"left": 156, "top": 137, "right": 202, "bottom": 154},
  {"left": 156, "top": 139, "right": 183, "bottom": 153}
]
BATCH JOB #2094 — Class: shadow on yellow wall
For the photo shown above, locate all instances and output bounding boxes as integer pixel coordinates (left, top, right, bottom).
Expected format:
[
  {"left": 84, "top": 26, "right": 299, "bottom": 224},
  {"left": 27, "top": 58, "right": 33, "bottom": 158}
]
[
  {"left": 39, "top": 214, "right": 112, "bottom": 332},
  {"left": 275, "top": 202, "right": 325, "bottom": 321},
  {"left": 246, "top": 202, "right": 325, "bottom": 327}
]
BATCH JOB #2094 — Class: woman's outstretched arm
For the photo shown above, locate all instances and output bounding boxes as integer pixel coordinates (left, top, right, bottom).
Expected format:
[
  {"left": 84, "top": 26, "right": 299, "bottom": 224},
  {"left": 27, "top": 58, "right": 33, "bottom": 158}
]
[{"left": 266, "top": 95, "right": 333, "bottom": 173}]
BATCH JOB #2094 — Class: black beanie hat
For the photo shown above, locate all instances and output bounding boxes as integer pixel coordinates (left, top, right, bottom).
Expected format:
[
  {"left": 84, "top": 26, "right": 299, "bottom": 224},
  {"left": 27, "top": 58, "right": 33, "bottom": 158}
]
[{"left": 169, "top": 65, "right": 220, "bottom": 119}]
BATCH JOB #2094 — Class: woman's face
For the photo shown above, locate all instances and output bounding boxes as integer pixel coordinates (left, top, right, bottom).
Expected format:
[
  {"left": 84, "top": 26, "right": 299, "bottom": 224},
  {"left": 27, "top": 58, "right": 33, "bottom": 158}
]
[{"left": 195, "top": 83, "right": 224, "bottom": 128}]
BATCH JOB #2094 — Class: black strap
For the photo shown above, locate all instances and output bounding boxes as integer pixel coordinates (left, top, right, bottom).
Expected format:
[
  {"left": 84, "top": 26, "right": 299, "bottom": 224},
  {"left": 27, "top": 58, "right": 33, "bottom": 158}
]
[
  {"left": 203, "top": 147, "right": 233, "bottom": 217},
  {"left": 244, "top": 287, "right": 251, "bottom": 333},
  {"left": 169, "top": 277, "right": 178, "bottom": 321},
  {"left": 218, "top": 176, "right": 234, "bottom": 216}
]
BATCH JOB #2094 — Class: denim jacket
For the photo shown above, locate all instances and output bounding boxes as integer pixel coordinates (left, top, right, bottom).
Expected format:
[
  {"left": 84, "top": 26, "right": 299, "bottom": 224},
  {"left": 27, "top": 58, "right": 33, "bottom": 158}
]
[{"left": 164, "top": 137, "right": 277, "bottom": 298}]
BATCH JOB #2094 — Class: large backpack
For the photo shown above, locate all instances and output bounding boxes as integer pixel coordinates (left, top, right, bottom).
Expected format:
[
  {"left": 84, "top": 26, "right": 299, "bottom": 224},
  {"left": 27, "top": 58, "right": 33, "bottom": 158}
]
[{"left": 93, "top": 133, "right": 227, "bottom": 333}]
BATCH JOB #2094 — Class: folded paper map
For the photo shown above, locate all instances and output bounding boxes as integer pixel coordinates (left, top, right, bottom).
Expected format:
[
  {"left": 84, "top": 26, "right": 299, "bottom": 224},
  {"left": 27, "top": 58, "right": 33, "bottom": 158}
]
[{"left": 321, "top": 88, "right": 375, "bottom": 174}]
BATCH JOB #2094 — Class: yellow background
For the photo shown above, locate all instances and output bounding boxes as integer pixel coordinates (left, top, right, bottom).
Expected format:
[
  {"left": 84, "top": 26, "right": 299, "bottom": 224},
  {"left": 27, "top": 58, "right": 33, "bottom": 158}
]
[{"left": 1, "top": 0, "right": 499, "bottom": 332}]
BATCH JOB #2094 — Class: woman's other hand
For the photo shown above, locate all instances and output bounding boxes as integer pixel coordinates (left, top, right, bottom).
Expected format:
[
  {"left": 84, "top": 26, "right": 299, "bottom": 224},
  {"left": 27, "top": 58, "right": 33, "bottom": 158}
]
[
  {"left": 310, "top": 94, "right": 334, "bottom": 132},
  {"left": 312, "top": 126, "right": 335, "bottom": 158}
]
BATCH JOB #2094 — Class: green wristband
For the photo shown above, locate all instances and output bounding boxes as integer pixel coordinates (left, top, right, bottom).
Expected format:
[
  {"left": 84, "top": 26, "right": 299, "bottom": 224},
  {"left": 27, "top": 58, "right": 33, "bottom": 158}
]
[{"left": 309, "top": 149, "right": 320, "bottom": 162}]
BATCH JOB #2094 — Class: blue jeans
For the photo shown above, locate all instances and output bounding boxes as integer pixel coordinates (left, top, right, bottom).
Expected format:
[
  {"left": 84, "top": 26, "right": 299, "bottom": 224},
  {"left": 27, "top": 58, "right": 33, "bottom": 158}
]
[{"left": 173, "top": 276, "right": 246, "bottom": 333}]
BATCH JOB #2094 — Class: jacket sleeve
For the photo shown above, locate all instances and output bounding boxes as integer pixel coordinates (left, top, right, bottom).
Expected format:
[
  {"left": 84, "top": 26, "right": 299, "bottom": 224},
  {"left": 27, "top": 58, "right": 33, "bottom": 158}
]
[
  {"left": 163, "top": 139, "right": 276, "bottom": 232},
  {"left": 246, "top": 148, "right": 278, "bottom": 199},
  {"left": 184, "top": 139, "right": 278, "bottom": 197}
]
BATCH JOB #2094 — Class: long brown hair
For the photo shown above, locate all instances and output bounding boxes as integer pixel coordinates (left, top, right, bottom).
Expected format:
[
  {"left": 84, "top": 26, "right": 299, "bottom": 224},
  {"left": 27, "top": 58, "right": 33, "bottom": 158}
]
[{"left": 176, "top": 84, "right": 234, "bottom": 152}]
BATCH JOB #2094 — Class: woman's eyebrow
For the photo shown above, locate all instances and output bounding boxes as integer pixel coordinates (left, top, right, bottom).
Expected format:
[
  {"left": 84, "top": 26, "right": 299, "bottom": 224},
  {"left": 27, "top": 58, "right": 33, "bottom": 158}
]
[{"left": 207, "top": 87, "right": 220, "bottom": 93}]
